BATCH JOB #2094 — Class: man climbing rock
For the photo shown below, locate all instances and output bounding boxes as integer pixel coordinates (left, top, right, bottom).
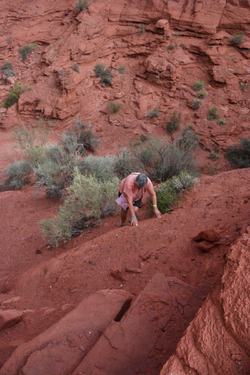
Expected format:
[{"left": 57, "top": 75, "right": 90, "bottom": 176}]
[{"left": 116, "top": 172, "right": 161, "bottom": 227}]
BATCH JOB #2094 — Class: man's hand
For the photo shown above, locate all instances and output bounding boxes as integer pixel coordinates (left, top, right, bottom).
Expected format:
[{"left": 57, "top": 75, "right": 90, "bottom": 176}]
[
  {"left": 153, "top": 207, "right": 161, "bottom": 218},
  {"left": 131, "top": 217, "right": 138, "bottom": 226}
]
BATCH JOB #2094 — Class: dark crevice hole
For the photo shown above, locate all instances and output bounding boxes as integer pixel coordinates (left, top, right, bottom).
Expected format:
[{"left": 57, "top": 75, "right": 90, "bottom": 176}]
[{"left": 114, "top": 298, "right": 132, "bottom": 322}]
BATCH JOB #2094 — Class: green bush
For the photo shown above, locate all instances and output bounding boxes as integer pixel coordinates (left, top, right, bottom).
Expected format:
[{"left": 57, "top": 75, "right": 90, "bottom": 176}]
[
  {"left": 62, "top": 118, "right": 99, "bottom": 156},
  {"left": 1, "top": 62, "right": 15, "bottom": 84},
  {"left": 167, "top": 44, "right": 175, "bottom": 50},
  {"left": 174, "top": 126, "right": 199, "bottom": 151},
  {"left": 76, "top": 0, "right": 89, "bottom": 11},
  {"left": 1, "top": 82, "right": 27, "bottom": 108},
  {"left": 230, "top": 33, "right": 244, "bottom": 45},
  {"left": 34, "top": 144, "right": 78, "bottom": 198},
  {"left": 192, "top": 80, "right": 205, "bottom": 91},
  {"left": 138, "top": 23, "right": 146, "bottom": 34},
  {"left": 192, "top": 99, "right": 201, "bottom": 110},
  {"left": 78, "top": 155, "right": 116, "bottom": 182},
  {"left": 225, "top": 138, "right": 250, "bottom": 169},
  {"left": 197, "top": 90, "right": 207, "bottom": 98},
  {"left": 118, "top": 66, "right": 126, "bottom": 74},
  {"left": 134, "top": 137, "right": 198, "bottom": 183},
  {"left": 4, "top": 159, "right": 32, "bottom": 190},
  {"left": 148, "top": 108, "right": 160, "bottom": 118},
  {"left": 40, "top": 170, "right": 120, "bottom": 246},
  {"left": 114, "top": 148, "right": 140, "bottom": 179},
  {"left": 18, "top": 43, "right": 38, "bottom": 61},
  {"left": 94, "top": 64, "right": 113, "bottom": 86},
  {"left": 165, "top": 112, "right": 181, "bottom": 134},
  {"left": 218, "top": 118, "right": 227, "bottom": 125},
  {"left": 108, "top": 101, "right": 122, "bottom": 113},
  {"left": 239, "top": 82, "right": 249, "bottom": 92},
  {"left": 153, "top": 171, "right": 197, "bottom": 214},
  {"left": 12, "top": 125, "right": 48, "bottom": 167},
  {"left": 71, "top": 64, "right": 79, "bottom": 73},
  {"left": 207, "top": 107, "right": 220, "bottom": 121}
]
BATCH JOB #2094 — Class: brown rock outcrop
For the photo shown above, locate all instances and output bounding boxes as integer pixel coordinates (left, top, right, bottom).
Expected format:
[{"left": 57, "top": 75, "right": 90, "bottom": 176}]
[
  {"left": 160, "top": 227, "right": 250, "bottom": 375},
  {"left": 0, "top": 290, "right": 132, "bottom": 375}
]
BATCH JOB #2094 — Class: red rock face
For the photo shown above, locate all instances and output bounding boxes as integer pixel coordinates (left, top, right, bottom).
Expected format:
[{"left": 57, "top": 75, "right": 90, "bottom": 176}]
[
  {"left": 0, "top": 0, "right": 249, "bottom": 374},
  {"left": 160, "top": 227, "right": 250, "bottom": 375}
]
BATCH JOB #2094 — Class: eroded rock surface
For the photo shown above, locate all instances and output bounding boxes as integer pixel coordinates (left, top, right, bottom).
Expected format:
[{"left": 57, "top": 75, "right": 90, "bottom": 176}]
[{"left": 160, "top": 227, "right": 250, "bottom": 375}]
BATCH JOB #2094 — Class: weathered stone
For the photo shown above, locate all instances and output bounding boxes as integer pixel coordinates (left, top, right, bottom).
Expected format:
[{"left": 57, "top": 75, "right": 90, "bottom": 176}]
[{"left": 0, "top": 309, "right": 23, "bottom": 332}]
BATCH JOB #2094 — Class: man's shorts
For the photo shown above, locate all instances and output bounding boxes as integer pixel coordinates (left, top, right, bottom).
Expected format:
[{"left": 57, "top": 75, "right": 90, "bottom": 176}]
[{"left": 118, "top": 192, "right": 142, "bottom": 209}]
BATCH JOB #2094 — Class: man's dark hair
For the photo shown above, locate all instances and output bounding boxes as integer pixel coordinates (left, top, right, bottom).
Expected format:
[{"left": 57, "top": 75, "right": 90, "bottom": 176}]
[{"left": 135, "top": 173, "right": 147, "bottom": 188}]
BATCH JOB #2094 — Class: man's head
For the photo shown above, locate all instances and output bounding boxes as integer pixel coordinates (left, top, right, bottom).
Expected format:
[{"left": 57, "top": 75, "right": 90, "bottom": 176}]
[{"left": 135, "top": 173, "right": 147, "bottom": 188}]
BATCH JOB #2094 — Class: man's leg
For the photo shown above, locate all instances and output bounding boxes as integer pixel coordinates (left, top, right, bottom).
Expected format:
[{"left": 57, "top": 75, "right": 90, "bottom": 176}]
[{"left": 120, "top": 208, "right": 128, "bottom": 225}]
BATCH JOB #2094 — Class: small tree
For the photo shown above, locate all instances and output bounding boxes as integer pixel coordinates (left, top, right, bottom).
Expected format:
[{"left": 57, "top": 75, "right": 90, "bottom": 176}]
[{"left": 165, "top": 112, "right": 181, "bottom": 134}]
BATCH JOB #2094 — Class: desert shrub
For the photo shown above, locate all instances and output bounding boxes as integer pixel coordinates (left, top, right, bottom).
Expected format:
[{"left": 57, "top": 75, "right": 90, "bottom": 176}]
[
  {"left": 218, "top": 118, "right": 227, "bottom": 125},
  {"left": 18, "top": 43, "right": 38, "bottom": 61},
  {"left": 148, "top": 108, "right": 160, "bottom": 118},
  {"left": 1, "top": 82, "right": 27, "bottom": 108},
  {"left": 76, "top": 0, "right": 89, "bottom": 11},
  {"left": 167, "top": 44, "right": 175, "bottom": 50},
  {"left": 153, "top": 171, "right": 197, "bottom": 214},
  {"left": 192, "top": 80, "right": 205, "bottom": 91},
  {"left": 197, "top": 90, "right": 207, "bottom": 98},
  {"left": 192, "top": 99, "right": 201, "bottom": 110},
  {"left": 224, "top": 138, "right": 250, "bottom": 169},
  {"left": 207, "top": 107, "right": 220, "bottom": 121},
  {"left": 118, "top": 66, "right": 126, "bottom": 74},
  {"left": 134, "top": 137, "right": 198, "bottom": 183},
  {"left": 40, "top": 170, "right": 119, "bottom": 246},
  {"left": 114, "top": 148, "right": 140, "bottom": 179},
  {"left": 62, "top": 118, "right": 99, "bottom": 156},
  {"left": 108, "top": 101, "right": 122, "bottom": 113},
  {"left": 78, "top": 155, "right": 116, "bottom": 182},
  {"left": 138, "top": 23, "right": 146, "bottom": 34},
  {"left": 1, "top": 62, "right": 15, "bottom": 84},
  {"left": 230, "top": 33, "right": 244, "bottom": 45},
  {"left": 71, "top": 64, "right": 79, "bottom": 73},
  {"left": 34, "top": 144, "right": 78, "bottom": 198},
  {"left": 239, "top": 82, "right": 249, "bottom": 91},
  {"left": 174, "top": 126, "right": 199, "bottom": 151},
  {"left": 4, "top": 159, "right": 32, "bottom": 190},
  {"left": 165, "top": 112, "right": 181, "bottom": 134},
  {"left": 94, "top": 64, "right": 113, "bottom": 86},
  {"left": 209, "top": 151, "right": 220, "bottom": 161},
  {"left": 12, "top": 125, "right": 48, "bottom": 167}
]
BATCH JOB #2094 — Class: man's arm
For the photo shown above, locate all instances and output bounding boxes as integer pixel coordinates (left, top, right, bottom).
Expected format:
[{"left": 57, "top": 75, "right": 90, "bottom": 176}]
[
  {"left": 123, "top": 192, "right": 138, "bottom": 226},
  {"left": 148, "top": 185, "right": 161, "bottom": 218}
]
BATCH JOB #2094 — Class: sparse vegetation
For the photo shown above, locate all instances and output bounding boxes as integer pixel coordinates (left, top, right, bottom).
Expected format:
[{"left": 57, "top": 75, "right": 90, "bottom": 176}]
[
  {"left": 230, "top": 32, "right": 244, "bottom": 46},
  {"left": 197, "top": 90, "right": 207, "bottom": 99},
  {"left": 118, "top": 66, "right": 126, "bottom": 74},
  {"left": 40, "top": 170, "right": 119, "bottom": 246},
  {"left": 138, "top": 23, "right": 146, "bottom": 34},
  {"left": 108, "top": 101, "right": 122, "bottom": 114},
  {"left": 94, "top": 64, "right": 113, "bottom": 86},
  {"left": 153, "top": 171, "right": 197, "bottom": 214},
  {"left": 167, "top": 44, "right": 175, "bottom": 50},
  {"left": 1, "top": 62, "right": 15, "bottom": 84},
  {"left": 239, "top": 82, "right": 249, "bottom": 91},
  {"left": 18, "top": 43, "right": 38, "bottom": 61},
  {"left": 148, "top": 108, "right": 160, "bottom": 118},
  {"left": 207, "top": 107, "right": 220, "bottom": 121},
  {"left": 71, "top": 64, "right": 79, "bottom": 73},
  {"left": 192, "top": 99, "right": 201, "bottom": 110},
  {"left": 209, "top": 151, "right": 220, "bottom": 161},
  {"left": 62, "top": 118, "right": 99, "bottom": 156},
  {"left": 225, "top": 138, "right": 250, "bottom": 169},
  {"left": 218, "top": 118, "right": 227, "bottom": 125},
  {"left": 165, "top": 112, "right": 181, "bottom": 134},
  {"left": 4, "top": 159, "right": 33, "bottom": 190},
  {"left": 192, "top": 80, "right": 205, "bottom": 91},
  {"left": 76, "top": 0, "right": 89, "bottom": 11},
  {"left": 0, "top": 82, "right": 28, "bottom": 108}
]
